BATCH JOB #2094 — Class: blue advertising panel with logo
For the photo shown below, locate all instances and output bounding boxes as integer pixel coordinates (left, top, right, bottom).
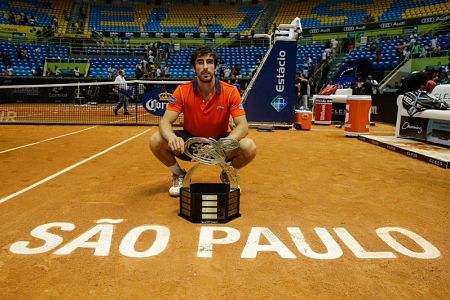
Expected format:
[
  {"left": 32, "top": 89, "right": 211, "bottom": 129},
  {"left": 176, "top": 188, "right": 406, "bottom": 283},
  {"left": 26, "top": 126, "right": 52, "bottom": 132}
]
[
  {"left": 142, "top": 88, "right": 175, "bottom": 116},
  {"left": 243, "top": 40, "right": 297, "bottom": 123}
]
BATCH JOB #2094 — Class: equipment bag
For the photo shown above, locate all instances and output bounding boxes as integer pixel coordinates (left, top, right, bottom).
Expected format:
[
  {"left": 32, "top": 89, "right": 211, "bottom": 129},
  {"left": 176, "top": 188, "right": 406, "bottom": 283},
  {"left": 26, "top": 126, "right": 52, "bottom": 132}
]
[{"left": 402, "top": 90, "right": 450, "bottom": 116}]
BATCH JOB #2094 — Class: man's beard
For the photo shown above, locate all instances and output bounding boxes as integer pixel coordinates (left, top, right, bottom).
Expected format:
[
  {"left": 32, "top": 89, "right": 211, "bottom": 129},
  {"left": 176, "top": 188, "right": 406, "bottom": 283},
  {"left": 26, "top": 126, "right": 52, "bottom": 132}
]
[{"left": 197, "top": 72, "right": 213, "bottom": 83}]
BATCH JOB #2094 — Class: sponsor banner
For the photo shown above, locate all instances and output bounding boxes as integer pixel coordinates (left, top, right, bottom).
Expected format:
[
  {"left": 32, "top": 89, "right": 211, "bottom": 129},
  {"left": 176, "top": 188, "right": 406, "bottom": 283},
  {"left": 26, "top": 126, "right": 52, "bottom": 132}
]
[
  {"left": 142, "top": 88, "right": 174, "bottom": 116},
  {"left": 427, "top": 119, "right": 450, "bottom": 147},
  {"left": 398, "top": 116, "right": 450, "bottom": 147},
  {"left": 358, "top": 135, "right": 449, "bottom": 169},
  {"left": 304, "top": 14, "right": 449, "bottom": 35},
  {"left": 102, "top": 31, "right": 236, "bottom": 39},
  {"left": 99, "top": 14, "right": 450, "bottom": 38},
  {"left": 431, "top": 84, "right": 450, "bottom": 105},
  {"left": 0, "top": 79, "right": 183, "bottom": 104},
  {"left": 244, "top": 40, "right": 297, "bottom": 123},
  {"left": 0, "top": 24, "right": 40, "bottom": 34},
  {"left": 332, "top": 103, "right": 346, "bottom": 122},
  {"left": 370, "top": 93, "right": 398, "bottom": 124},
  {"left": 0, "top": 84, "right": 113, "bottom": 104},
  {"left": 315, "top": 97, "right": 333, "bottom": 104},
  {"left": 399, "top": 116, "right": 428, "bottom": 140}
]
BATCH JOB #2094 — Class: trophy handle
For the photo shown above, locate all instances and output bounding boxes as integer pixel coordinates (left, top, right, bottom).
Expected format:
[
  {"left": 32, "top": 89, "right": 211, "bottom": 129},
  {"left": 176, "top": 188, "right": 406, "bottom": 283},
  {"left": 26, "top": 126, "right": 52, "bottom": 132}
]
[
  {"left": 221, "top": 162, "right": 240, "bottom": 190},
  {"left": 183, "top": 162, "right": 199, "bottom": 187},
  {"left": 183, "top": 137, "right": 241, "bottom": 190}
]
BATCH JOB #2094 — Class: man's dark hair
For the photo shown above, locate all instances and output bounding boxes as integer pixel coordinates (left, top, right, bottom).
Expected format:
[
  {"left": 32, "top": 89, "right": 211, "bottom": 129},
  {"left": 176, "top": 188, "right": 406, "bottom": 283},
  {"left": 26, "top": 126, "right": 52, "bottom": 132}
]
[{"left": 190, "top": 45, "right": 218, "bottom": 67}]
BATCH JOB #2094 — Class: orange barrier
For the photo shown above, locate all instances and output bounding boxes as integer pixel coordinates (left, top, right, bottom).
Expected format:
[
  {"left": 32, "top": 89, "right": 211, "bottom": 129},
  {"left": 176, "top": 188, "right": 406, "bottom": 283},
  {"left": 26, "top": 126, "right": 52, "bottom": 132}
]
[
  {"left": 313, "top": 96, "right": 333, "bottom": 125},
  {"left": 294, "top": 110, "right": 312, "bottom": 130},
  {"left": 344, "top": 95, "right": 372, "bottom": 136}
]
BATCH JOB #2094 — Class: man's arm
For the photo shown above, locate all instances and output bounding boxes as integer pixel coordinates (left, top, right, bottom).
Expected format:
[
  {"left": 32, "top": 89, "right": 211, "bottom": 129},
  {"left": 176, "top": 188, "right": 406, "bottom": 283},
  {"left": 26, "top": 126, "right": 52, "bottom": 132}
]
[
  {"left": 159, "top": 110, "right": 184, "bottom": 154},
  {"left": 228, "top": 115, "right": 248, "bottom": 141}
]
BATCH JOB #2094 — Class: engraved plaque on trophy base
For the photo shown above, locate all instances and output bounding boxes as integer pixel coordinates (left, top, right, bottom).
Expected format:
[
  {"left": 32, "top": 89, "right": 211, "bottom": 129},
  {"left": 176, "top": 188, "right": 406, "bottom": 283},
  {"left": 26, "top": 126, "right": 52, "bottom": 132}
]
[{"left": 179, "top": 183, "right": 241, "bottom": 224}]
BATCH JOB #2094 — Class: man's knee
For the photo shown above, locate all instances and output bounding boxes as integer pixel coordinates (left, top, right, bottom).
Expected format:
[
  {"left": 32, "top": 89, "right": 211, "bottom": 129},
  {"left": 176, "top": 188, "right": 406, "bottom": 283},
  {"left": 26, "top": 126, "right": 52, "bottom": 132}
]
[
  {"left": 149, "top": 131, "right": 166, "bottom": 152},
  {"left": 240, "top": 138, "right": 257, "bottom": 160}
]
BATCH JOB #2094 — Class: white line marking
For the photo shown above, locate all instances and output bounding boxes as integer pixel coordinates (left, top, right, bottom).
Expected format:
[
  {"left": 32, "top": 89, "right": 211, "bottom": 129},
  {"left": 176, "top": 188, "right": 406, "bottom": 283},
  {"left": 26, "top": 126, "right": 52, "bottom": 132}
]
[
  {"left": 0, "top": 126, "right": 97, "bottom": 154},
  {"left": 0, "top": 128, "right": 152, "bottom": 205}
]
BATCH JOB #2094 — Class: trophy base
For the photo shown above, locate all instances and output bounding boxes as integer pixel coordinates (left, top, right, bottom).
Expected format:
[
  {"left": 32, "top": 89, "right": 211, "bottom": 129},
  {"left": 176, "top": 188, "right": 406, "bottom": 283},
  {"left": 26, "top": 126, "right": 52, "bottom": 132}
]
[{"left": 179, "top": 183, "right": 241, "bottom": 224}]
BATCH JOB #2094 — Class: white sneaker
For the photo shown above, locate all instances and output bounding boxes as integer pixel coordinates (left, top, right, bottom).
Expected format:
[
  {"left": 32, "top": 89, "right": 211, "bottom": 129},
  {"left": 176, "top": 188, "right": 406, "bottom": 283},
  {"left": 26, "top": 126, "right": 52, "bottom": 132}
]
[{"left": 169, "top": 171, "right": 186, "bottom": 197}]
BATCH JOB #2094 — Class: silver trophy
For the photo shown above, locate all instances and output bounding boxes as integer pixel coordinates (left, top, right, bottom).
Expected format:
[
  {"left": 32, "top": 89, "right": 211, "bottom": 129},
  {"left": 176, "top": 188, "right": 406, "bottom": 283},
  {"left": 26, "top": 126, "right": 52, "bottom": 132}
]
[{"left": 183, "top": 137, "right": 240, "bottom": 189}]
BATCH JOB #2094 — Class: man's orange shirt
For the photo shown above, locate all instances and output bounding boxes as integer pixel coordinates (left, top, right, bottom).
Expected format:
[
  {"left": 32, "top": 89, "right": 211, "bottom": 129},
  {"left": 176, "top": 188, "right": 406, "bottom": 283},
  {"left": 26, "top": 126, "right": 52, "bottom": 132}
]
[{"left": 167, "top": 79, "right": 245, "bottom": 139}]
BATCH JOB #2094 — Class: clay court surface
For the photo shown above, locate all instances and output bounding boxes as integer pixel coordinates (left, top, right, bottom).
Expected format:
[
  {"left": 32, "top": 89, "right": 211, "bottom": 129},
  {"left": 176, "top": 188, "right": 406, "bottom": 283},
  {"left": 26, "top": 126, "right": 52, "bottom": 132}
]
[{"left": 0, "top": 123, "right": 449, "bottom": 299}]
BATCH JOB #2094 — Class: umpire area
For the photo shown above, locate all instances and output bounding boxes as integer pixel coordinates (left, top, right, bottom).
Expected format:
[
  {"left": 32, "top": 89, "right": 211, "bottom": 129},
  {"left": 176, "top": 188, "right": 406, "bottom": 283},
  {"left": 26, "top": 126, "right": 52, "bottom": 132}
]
[{"left": 0, "top": 123, "right": 449, "bottom": 298}]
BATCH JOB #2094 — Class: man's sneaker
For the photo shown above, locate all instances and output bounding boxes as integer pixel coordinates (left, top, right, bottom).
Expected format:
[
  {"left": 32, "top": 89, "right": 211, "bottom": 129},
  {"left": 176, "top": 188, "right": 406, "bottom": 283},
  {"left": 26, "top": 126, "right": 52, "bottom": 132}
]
[
  {"left": 124, "top": 111, "right": 130, "bottom": 115},
  {"left": 169, "top": 171, "right": 186, "bottom": 197}
]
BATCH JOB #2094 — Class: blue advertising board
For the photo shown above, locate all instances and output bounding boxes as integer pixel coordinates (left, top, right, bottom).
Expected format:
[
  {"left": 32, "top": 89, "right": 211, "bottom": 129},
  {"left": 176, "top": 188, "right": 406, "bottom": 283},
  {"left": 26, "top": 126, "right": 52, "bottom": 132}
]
[{"left": 243, "top": 40, "right": 297, "bottom": 123}]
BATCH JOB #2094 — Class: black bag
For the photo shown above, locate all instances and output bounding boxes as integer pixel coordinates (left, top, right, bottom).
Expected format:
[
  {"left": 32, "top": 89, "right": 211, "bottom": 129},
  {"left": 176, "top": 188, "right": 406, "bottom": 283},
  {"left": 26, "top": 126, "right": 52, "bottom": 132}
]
[{"left": 402, "top": 90, "right": 450, "bottom": 116}]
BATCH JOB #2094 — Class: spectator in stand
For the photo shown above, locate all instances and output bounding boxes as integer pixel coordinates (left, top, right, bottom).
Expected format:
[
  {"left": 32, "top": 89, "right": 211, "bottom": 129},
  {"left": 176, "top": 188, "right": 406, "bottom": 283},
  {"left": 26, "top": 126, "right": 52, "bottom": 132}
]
[
  {"left": 409, "top": 31, "right": 417, "bottom": 46},
  {"left": 353, "top": 77, "right": 365, "bottom": 95},
  {"left": 55, "top": 66, "right": 62, "bottom": 77},
  {"left": 164, "top": 65, "right": 170, "bottom": 78},
  {"left": 321, "top": 49, "right": 328, "bottom": 62},
  {"left": 74, "top": 66, "right": 80, "bottom": 77},
  {"left": 29, "top": 15, "right": 36, "bottom": 26},
  {"left": 420, "top": 44, "right": 429, "bottom": 58},
  {"left": 364, "top": 76, "right": 373, "bottom": 95},
  {"left": 16, "top": 47, "right": 22, "bottom": 59},
  {"left": 32, "top": 66, "right": 43, "bottom": 76},
  {"left": 108, "top": 64, "right": 114, "bottom": 78},
  {"left": 431, "top": 44, "right": 441, "bottom": 57},
  {"left": 430, "top": 36, "right": 438, "bottom": 52},
  {"left": 45, "top": 67, "right": 52, "bottom": 77},
  {"left": 411, "top": 43, "right": 421, "bottom": 58},
  {"left": 298, "top": 73, "right": 309, "bottom": 109},
  {"left": 331, "top": 38, "right": 339, "bottom": 53},
  {"left": 348, "top": 42, "right": 355, "bottom": 53},
  {"left": 402, "top": 45, "right": 411, "bottom": 59},
  {"left": 6, "top": 65, "right": 13, "bottom": 76},
  {"left": 218, "top": 59, "right": 226, "bottom": 78},
  {"left": 135, "top": 63, "right": 144, "bottom": 79},
  {"left": 51, "top": 16, "right": 58, "bottom": 30},
  {"left": 224, "top": 65, "right": 231, "bottom": 78},
  {"left": 234, "top": 64, "right": 241, "bottom": 78},
  {"left": 425, "top": 75, "right": 439, "bottom": 93},
  {"left": 374, "top": 47, "right": 382, "bottom": 61},
  {"left": 368, "top": 75, "right": 379, "bottom": 94},
  {"left": 21, "top": 47, "right": 28, "bottom": 59}
]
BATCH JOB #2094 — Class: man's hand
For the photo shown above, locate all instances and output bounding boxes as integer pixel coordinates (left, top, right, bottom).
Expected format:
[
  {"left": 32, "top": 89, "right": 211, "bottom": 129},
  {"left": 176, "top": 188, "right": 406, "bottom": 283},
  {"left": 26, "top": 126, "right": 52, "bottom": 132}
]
[{"left": 168, "top": 136, "right": 185, "bottom": 155}]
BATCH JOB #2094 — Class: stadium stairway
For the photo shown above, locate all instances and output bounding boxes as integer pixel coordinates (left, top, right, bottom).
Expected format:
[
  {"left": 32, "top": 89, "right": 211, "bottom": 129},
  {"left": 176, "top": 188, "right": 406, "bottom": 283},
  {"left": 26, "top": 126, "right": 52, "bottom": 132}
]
[{"left": 328, "top": 52, "right": 347, "bottom": 81}]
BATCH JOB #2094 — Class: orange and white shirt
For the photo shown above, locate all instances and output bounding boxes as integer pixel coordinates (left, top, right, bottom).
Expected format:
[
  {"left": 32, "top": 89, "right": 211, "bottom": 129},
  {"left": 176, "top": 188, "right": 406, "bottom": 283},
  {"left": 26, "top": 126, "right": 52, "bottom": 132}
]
[{"left": 167, "top": 79, "right": 245, "bottom": 139}]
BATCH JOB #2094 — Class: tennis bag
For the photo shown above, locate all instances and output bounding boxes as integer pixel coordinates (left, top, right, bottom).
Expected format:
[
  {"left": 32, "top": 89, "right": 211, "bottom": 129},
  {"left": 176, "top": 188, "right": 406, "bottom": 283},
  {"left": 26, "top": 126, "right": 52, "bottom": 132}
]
[{"left": 402, "top": 90, "right": 450, "bottom": 116}]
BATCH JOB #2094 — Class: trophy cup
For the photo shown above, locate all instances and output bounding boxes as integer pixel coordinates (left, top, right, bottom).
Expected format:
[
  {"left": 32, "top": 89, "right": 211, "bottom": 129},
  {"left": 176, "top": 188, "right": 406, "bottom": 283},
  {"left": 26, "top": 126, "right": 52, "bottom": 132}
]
[{"left": 179, "top": 137, "right": 241, "bottom": 223}]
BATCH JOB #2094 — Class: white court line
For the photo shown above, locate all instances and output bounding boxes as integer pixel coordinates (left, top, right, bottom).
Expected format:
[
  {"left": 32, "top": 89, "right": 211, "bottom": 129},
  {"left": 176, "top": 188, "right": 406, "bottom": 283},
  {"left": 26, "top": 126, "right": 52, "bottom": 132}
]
[
  {"left": 0, "top": 128, "right": 152, "bottom": 205},
  {"left": 0, "top": 126, "right": 97, "bottom": 154}
]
